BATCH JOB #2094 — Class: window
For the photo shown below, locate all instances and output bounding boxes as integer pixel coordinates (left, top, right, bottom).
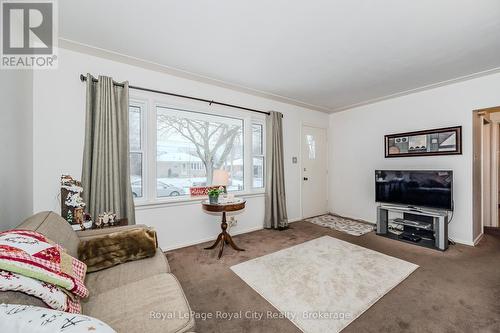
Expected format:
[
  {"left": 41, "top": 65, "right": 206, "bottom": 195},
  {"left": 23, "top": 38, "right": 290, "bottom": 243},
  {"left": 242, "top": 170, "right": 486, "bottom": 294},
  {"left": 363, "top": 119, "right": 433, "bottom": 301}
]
[
  {"left": 129, "top": 103, "right": 145, "bottom": 198},
  {"left": 306, "top": 134, "right": 316, "bottom": 160},
  {"left": 128, "top": 97, "right": 265, "bottom": 203},
  {"left": 252, "top": 123, "right": 264, "bottom": 188},
  {"left": 156, "top": 106, "right": 244, "bottom": 197}
]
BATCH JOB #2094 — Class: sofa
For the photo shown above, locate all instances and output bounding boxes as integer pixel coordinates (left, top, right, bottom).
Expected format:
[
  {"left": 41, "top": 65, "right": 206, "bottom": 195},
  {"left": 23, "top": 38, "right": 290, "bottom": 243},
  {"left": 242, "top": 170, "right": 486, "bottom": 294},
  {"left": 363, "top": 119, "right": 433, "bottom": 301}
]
[{"left": 0, "top": 211, "right": 196, "bottom": 333}]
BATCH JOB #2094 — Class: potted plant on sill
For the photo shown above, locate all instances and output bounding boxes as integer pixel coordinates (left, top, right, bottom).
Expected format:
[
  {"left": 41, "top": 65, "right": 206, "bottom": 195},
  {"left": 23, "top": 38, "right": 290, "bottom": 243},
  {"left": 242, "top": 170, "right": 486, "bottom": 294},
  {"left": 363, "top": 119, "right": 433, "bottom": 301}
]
[{"left": 207, "top": 187, "right": 223, "bottom": 204}]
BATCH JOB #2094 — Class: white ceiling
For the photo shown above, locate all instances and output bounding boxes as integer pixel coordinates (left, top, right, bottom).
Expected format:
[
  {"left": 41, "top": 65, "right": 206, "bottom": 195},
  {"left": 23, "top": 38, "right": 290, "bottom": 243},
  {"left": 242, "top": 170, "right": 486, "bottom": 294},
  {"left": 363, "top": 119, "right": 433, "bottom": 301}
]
[{"left": 59, "top": 0, "right": 500, "bottom": 113}]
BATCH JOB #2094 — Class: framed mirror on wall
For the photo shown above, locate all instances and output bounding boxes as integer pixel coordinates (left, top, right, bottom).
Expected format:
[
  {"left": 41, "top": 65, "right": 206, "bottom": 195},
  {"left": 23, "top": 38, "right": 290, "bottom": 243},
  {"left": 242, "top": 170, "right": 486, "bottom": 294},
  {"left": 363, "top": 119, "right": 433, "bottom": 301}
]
[{"left": 385, "top": 126, "right": 462, "bottom": 158}]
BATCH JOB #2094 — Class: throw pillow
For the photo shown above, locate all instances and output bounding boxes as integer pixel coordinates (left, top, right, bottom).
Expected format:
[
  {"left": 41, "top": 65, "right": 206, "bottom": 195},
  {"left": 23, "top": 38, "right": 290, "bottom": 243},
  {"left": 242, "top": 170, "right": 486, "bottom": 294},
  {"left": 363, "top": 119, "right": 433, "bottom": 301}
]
[
  {"left": 0, "top": 270, "right": 81, "bottom": 313},
  {"left": 78, "top": 227, "right": 157, "bottom": 272},
  {"left": 0, "top": 230, "right": 88, "bottom": 298},
  {"left": 0, "top": 304, "right": 116, "bottom": 333}
]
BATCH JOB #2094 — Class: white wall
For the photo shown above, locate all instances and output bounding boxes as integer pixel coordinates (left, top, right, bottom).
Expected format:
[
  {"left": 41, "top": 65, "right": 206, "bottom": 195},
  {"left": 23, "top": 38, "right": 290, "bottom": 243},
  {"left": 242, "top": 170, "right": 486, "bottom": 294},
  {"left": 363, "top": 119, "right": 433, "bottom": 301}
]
[
  {"left": 0, "top": 70, "right": 33, "bottom": 230},
  {"left": 32, "top": 48, "right": 328, "bottom": 249},
  {"left": 329, "top": 72, "right": 500, "bottom": 245}
]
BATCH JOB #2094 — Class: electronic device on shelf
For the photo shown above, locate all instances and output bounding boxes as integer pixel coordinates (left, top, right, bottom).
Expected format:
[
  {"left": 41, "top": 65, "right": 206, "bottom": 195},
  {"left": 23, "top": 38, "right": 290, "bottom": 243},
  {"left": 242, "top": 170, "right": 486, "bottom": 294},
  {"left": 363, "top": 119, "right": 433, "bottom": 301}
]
[
  {"left": 391, "top": 217, "right": 433, "bottom": 230},
  {"left": 399, "top": 232, "right": 421, "bottom": 242}
]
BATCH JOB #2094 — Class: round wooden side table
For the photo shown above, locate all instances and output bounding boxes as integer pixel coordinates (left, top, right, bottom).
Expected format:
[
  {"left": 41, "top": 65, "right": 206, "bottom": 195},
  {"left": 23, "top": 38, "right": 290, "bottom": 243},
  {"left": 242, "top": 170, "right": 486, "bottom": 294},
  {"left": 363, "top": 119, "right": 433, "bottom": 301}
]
[{"left": 202, "top": 199, "right": 246, "bottom": 259}]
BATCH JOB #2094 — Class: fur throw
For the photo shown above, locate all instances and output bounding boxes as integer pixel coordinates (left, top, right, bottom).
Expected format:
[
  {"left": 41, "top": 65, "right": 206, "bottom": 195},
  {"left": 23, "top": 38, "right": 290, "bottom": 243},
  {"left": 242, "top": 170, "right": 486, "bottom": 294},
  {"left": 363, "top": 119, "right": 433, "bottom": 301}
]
[{"left": 78, "top": 228, "right": 157, "bottom": 273}]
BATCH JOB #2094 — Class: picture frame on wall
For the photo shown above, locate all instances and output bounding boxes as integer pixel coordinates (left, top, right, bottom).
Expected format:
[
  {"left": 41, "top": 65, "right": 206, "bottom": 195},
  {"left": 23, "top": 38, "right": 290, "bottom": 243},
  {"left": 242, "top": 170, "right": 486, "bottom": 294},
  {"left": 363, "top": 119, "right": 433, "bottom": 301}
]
[{"left": 385, "top": 126, "right": 462, "bottom": 158}]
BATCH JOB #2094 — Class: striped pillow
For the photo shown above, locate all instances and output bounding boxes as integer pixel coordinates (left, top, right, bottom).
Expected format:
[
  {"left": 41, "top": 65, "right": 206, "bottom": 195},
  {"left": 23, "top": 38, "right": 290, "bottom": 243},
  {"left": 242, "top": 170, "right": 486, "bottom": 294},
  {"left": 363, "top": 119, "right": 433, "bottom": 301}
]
[{"left": 0, "top": 230, "right": 88, "bottom": 298}]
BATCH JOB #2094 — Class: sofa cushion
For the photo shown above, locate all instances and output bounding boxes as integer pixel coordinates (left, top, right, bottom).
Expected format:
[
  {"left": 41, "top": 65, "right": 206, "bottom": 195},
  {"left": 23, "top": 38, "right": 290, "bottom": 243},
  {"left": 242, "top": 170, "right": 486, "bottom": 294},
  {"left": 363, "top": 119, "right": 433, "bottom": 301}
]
[
  {"left": 84, "top": 248, "right": 170, "bottom": 296},
  {"left": 82, "top": 273, "right": 195, "bottom": 333},
  {"left": 17, "top": 211, "right": 80, "bottom": 258}
]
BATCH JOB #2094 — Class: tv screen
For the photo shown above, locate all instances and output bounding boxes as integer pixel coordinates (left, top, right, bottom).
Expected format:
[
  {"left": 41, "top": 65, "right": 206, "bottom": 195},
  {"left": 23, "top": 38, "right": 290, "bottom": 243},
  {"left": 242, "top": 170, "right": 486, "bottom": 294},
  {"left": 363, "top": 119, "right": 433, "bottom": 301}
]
[{"left": 375, "top": 170, "right": 453, "bottom": 210}]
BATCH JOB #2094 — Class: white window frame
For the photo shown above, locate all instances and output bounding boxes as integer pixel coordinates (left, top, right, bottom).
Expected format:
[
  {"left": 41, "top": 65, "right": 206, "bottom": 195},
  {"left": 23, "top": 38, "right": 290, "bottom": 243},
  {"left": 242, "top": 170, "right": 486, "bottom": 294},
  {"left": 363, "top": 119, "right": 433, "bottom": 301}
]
[
  {"left": 251, "top": 121, "right": 266, "bottom": 189},
  {"left": 130, "top": 92, "right": 266, "bottom": 207},
  {"left": 129, "top": 99, "right": 148, "bottom": 205}
]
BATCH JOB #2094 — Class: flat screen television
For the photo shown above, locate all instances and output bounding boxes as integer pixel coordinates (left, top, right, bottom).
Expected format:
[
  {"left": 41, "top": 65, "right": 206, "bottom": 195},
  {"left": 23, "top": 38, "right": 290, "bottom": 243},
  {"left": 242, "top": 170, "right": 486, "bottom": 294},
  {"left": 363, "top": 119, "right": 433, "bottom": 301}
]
[{"left": 375, "top": 170, "right": 453, "bottom": 210}]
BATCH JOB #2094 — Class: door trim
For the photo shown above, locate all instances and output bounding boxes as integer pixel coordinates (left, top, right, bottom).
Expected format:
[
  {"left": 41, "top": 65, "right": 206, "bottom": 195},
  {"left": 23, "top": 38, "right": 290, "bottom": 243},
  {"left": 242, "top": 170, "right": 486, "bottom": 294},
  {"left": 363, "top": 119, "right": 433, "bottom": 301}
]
[
  {"left": 300, "top": 123, "right": 329, "bottom": 220},
  {"left": 472, "top": 106, "right": 500, "bottom": 243}
]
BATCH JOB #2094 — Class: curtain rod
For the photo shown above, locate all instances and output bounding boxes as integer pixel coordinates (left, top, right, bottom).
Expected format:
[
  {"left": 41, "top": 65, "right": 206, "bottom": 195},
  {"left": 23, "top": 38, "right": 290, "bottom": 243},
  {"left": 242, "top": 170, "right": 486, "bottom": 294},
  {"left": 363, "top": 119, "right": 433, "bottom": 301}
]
[{"left": 80, "top": 74, "right": 274, "bottom": 116}]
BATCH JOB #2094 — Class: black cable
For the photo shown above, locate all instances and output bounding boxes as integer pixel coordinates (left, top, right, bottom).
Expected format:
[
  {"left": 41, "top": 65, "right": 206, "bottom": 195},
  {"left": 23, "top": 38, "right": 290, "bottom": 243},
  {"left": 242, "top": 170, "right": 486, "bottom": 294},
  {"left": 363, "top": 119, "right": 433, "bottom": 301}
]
[
  {"left": 448, "top": 210, "right": 454, "bottom": 224},
  {"left": 447, "top": 200, "right": 455, "bottom": 245},
  {"left": 447, "top": 200, "right": 455, "bottom": 224}
]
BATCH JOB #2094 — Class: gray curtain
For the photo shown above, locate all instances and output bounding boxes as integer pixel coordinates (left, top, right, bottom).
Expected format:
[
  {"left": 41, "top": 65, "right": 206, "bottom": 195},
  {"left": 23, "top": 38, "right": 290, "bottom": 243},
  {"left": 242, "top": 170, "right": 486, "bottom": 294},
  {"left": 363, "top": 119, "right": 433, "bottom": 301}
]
[
  {"left": 264, "top": 111, "right": 288, "bottom": 229},
  {"left": 81, "top": 74, "right": 135, "bottom": 225}
]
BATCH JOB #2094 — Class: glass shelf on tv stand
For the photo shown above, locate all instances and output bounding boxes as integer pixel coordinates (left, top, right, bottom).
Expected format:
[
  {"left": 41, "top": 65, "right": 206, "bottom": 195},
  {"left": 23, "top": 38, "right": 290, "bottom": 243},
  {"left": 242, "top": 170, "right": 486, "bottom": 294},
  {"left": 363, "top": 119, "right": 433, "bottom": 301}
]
[
  {"left": 389, "top": 218, "right": 433, "bottom": 230},
  {"left": 379, "top": 204, "right": 448, "bottom": 217},
  {"left": 377, "top": 204, "right": 449, "bottom": 251}
]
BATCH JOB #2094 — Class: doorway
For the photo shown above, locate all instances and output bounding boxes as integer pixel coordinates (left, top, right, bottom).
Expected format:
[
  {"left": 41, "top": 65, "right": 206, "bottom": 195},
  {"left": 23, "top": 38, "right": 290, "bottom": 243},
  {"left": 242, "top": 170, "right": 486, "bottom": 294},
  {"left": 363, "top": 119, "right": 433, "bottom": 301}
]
[
  {"left": 301, "top": 125, "right": 328, "bottom": 218},
  {"left": 473, "top": 107, "right": 500, "bottom": 243}
]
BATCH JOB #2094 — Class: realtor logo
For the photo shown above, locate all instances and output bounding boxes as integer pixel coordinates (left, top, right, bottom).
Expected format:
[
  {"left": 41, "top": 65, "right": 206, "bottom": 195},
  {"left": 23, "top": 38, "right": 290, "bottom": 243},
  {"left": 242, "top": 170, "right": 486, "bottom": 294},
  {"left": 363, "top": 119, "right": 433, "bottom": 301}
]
[{"left": 1, "top": 0, "right": 57, "bottom": 69}]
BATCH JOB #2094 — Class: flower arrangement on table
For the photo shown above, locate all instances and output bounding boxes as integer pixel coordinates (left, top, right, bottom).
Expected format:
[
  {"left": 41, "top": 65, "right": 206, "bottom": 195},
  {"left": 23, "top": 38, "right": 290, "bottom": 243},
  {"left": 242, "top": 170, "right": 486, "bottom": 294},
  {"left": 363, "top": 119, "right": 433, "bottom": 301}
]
[{"left": 207, "top": 186, "right": 225, "bottom": 204}]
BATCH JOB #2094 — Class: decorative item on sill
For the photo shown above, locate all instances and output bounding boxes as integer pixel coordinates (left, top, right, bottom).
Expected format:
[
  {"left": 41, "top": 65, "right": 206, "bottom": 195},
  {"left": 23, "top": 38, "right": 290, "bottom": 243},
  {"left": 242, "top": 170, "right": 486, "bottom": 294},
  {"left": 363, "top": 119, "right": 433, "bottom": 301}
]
[
  {"left": 60, "top": 175, "right": 92, "bottom": 231},
  {"left": 74, "top": 207, "right": 85, "bottom": 231},
  {"left": 95, "top": 212, "right": 117, "bottom": 229},
  {"left": 95, "top": 214, "right": 103, "bottom": 228},
  {"left": 102, "top": 213, "right": 109, "bottom": 227},
  {"left": 108, "top": 212, "right": 117, "bottom": 225},
  {"left": 189, "top": 185, "right": 227, "bottom": 196}
]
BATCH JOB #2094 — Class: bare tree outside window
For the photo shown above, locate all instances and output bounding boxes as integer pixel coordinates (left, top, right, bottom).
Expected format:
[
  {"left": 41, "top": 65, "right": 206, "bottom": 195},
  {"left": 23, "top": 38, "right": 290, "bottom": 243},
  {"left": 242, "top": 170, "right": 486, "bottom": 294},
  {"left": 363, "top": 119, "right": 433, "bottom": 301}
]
[{"left": 156, "top": 107, "right": 243, "bottom": 194}]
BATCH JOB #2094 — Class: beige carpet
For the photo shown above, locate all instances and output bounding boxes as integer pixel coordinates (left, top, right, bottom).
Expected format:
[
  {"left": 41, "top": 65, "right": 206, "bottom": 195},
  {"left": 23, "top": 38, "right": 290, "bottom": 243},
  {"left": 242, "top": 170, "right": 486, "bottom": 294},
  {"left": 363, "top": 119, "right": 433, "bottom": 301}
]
[{"left": 230, "top": 236, "right": 418, "bottom": 333}]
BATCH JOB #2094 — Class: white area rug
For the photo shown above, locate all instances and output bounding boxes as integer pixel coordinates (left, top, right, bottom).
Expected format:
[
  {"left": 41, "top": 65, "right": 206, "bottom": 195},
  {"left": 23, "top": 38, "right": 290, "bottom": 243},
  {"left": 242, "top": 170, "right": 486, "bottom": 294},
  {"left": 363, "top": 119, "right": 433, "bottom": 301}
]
[
  {"left": 231, "top": 236, "right": 418, "bottom": 333},
  {"left": 305, "top": 214, "right": 375, "bottom": 236}
]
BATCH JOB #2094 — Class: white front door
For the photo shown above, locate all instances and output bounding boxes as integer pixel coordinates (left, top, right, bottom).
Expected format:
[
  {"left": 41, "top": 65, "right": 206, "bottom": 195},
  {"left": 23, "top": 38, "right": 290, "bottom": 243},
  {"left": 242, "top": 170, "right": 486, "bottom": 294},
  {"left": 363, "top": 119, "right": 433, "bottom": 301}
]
[{"left": 301, "top": 125, "right": 328, "bottom": 218}]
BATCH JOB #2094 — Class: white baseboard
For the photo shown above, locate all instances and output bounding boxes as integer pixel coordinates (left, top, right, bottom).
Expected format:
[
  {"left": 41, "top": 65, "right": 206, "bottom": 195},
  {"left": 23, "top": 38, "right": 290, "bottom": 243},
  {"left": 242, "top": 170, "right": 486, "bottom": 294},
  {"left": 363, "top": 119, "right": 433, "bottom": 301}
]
[
  {"left": 160, "top": 225, "right": 264, "bottom": 252},
  {"left": 448, "top": 237, "right": 474, "bottom": 246},
  {"left": 161, "top": 217, "right": 304, "bottom": 251},
  {"left": 473, "top": 232, "right": 484, "bottom": 246},
  {"left": 161, "top": 214, "right": 480, "bottom": 251},
  {"left": 328, "top": 211, "right": 376, "bottom": 225},
  {"left": 329, "top": 211, "right": 478, "bottom": 247}
]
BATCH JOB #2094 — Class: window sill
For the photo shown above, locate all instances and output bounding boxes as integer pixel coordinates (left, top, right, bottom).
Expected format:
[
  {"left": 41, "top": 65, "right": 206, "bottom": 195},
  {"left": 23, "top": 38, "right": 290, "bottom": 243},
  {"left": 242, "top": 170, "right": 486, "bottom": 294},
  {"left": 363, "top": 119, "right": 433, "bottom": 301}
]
[{"left": 134, "top": 190, "right": 266, "bottom": 211}]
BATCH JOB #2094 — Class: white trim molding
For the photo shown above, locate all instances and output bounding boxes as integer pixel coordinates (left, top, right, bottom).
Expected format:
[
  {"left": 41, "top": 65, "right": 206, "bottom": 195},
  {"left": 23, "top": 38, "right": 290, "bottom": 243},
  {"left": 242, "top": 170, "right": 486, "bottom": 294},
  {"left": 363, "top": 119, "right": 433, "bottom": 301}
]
[
  {"left": 60, "top": 38, "right": 500, "bottom": 115},
  {"left": 473, "top": 232, "right": 484, "bottom": 246},
  {"left": 59, "top": 38, "right": 332, "bottom": 113},
  {"left": 160, "top": 225, "right": 264, "bottom": 252},
  {"left": 331, "top": 67, "right": 500, "bottom": 113}
]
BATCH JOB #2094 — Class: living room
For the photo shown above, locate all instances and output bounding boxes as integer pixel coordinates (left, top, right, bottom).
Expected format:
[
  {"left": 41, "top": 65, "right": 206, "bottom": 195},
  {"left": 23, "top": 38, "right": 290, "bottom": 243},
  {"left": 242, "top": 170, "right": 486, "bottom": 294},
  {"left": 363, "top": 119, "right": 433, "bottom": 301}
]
[{"left": 1, "top": 1, "right": 500, "bottom": 332}]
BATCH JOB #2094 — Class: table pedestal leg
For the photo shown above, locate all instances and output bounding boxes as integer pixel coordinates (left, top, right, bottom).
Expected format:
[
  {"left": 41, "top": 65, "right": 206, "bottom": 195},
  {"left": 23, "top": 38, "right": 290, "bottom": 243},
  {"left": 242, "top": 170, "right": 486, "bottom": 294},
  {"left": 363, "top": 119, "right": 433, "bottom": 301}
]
[{"left": 204, "top": 211, "right": 245, "bottom": 259}]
